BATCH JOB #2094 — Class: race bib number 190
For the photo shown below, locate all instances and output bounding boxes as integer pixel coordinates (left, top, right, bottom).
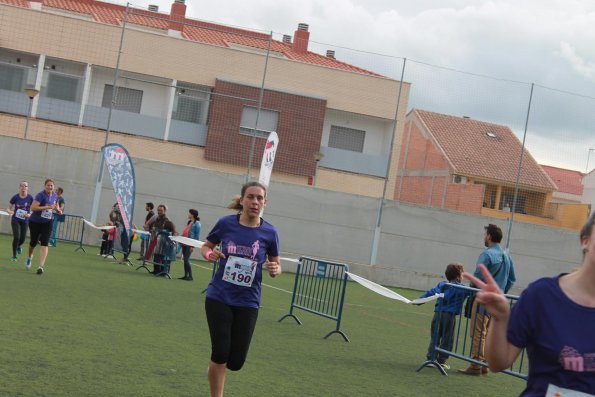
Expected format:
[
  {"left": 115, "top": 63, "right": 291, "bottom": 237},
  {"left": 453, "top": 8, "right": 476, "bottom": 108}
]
[{"left": 222, "top": 256, "right": 257, "bottom": 287}]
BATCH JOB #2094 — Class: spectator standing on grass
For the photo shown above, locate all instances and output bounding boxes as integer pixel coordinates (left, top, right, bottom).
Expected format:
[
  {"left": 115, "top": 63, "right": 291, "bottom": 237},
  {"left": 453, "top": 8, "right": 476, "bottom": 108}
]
[
  {"left": 465, "top": 212, "right": 595, "bottom": 396},
  {"left": 99, "top": 222, "right": 115, "bottom": 257},
  {"left": 200, "top": 182, "right": 281, "bottom": 397},
  {"left": 25, "top": 179, "right": 62, "bottom": 275},
  {"left": 109, "top": 203, "right": 132, "bottom": 264},
  {"left": 149, "top": 204, "right": 177, "bottom": 276},
  {"left": 459, "top": 223, "right": 516, "bottom": 376},
  {"left": 137, "top": 202, "right": 154, "bottom": 260},
  {"left": 7, "top": 181, "right": 33, "bottom": 262},
  {"left": 49, "top": 187, "right": 65, "bottom": 246},
  {"left": 418, "top": 263, "right": 468, "bottom": 370},
  {"left": 179, "top": 208, "right": 201, "bottom": 281}
]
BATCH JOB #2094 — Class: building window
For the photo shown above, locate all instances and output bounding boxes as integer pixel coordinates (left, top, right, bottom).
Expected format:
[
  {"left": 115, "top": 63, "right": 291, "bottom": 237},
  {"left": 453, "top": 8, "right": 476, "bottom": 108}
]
[
  {"left": 45, "top": 72, "right": 80, "bottom": 102},
  {"left": 501, "top": 192, "right": 527, "bottom": 214},
  {"left": 329, "top": 125, "right": 365, "bottom": 152},
  {"left": 172, "top": 83, "right": 210, "bottom": 124},
  {"left": 102, "top": 84, "right": 143, "bottom": 113},
  {"left": 239, "top": 106, "right": 279, "bottom": 139},
  {"left": 0, "top": 63, "right": 25, "bottom": 92}
]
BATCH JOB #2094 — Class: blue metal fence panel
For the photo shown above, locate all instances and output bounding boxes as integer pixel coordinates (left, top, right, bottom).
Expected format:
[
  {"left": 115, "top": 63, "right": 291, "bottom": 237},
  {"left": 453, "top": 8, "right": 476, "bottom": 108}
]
[
  {"left": 51, "top": 214, "right": 85, "bottom": 252},
  {"left": 279, "top": 256, "right": 350, "bottom": 342},
  {"left": 416, "top": 283, "right": 527, "bottom": 379}
]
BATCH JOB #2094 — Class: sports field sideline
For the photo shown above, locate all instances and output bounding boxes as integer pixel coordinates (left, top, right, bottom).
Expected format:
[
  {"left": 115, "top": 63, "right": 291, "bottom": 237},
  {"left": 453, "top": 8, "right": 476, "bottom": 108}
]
[{"left": 0, "top": 235, "right": 524, "bottom": 396}]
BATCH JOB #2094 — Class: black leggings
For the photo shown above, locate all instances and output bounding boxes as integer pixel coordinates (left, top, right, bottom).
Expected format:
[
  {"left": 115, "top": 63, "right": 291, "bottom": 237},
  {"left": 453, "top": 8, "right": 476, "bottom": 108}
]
[
  {"left": 205, "top": 298, "right": 259, "bottom": 371},
  {"left": 28, "top": 221, "right": 53, "bottom": 248},
  {"left": 11, "top": 219, "right": 27, "bottom": 256}
]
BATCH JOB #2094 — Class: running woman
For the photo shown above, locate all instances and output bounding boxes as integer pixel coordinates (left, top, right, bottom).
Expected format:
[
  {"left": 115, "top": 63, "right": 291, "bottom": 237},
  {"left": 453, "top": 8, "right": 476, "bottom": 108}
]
[
  {"left": 200, "top": 182, "right": 281, "bottom": 397},
  {"left": 6, "top": 181, "right": 33, "bottom": 261},
  {"left": 25, "top": 179, "right": 62, "bottom": 274}
]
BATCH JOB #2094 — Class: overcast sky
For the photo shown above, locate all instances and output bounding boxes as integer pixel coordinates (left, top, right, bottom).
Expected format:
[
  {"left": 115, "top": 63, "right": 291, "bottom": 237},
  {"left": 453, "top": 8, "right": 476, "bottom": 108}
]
[{"left": 123, "top": 0, "right": 595, "bottom": 171}]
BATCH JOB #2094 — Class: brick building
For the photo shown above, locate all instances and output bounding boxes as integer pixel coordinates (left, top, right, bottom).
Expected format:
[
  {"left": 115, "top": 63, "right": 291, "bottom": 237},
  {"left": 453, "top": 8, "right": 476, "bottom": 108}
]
[
  {"left": 0, "top": 0, "right": 410, "bottom": 197},
  {"left": 395, "top": 109, "right": 557, "bottom": 216}
]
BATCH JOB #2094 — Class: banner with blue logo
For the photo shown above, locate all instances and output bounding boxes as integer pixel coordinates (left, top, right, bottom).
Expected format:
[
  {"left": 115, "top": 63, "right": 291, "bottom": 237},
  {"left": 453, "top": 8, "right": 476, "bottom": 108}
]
[{"left": 102, "top": 143, "right": 135, "bottom": 235}]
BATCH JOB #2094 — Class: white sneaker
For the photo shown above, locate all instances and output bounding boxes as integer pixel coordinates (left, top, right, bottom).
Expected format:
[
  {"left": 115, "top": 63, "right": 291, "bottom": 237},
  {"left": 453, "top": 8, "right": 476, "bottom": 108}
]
[{"left": 36, "top": 266, "right": 44, "bottom": 275}]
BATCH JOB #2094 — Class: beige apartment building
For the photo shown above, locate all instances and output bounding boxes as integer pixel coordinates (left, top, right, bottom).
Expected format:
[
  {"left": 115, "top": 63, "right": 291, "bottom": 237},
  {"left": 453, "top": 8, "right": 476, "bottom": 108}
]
[{"left": 0, "top": 0, "right": 410, "bottom": 198}]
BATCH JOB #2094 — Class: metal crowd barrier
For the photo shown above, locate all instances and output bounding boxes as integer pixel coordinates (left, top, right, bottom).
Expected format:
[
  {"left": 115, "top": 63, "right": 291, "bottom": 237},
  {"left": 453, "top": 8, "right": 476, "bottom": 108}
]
[
  {"left": 50, "top": 214, "right": 85, "bottom": 252},
  {"left": 135, "top": 229, "right": 176, "bottom": 278},
  {"left": 279, "top": 256, "right": 350, "bottom": 342},
  {"left": 416, "top": 283, "right": 527, "bottom": 379}
]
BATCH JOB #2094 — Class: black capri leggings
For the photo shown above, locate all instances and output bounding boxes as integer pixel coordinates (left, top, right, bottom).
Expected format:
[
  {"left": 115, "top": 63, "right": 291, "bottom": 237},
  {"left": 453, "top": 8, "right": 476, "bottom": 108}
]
[
  {"left": 11, "top": 219, "right": 28, "bottom": 256},
  {"left": 205, "top": 298, "right": 259, "bottom": 371},
  {"left": 28, "top": 221, "right": 53, "bottom": 247}
]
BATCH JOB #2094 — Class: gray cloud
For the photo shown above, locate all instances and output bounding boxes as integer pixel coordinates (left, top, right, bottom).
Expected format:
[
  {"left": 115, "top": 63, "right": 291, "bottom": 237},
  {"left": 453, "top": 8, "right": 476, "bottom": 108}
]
[{"left": 128, "top": 0, "right": 595, "bottom": 170}]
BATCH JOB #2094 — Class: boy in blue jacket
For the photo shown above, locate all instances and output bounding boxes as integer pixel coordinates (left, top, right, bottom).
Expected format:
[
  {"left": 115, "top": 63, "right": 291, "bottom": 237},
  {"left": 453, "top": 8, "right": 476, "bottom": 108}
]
[{"left": 419, "top": 263, "right": 468, "bottom": 370}]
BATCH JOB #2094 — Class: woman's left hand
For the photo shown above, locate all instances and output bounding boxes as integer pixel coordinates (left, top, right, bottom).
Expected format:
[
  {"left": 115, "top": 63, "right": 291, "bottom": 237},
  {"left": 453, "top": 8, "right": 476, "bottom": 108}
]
[{"left": 264, "top": 260, "right": 281, "bottom": 277}]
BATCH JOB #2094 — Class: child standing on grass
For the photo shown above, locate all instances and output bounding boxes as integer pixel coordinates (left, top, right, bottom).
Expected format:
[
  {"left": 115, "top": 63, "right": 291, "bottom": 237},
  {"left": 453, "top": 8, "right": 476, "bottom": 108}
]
[
  {"left": 99, "top": 222, "right": 115, "bottom": 257},
  {"left": 419, "top": 263, "right": 468, "bottom": 370}
]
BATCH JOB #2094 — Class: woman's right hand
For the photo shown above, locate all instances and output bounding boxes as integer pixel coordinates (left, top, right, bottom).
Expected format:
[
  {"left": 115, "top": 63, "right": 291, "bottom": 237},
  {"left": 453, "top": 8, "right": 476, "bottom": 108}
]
[{"left": 203, "top": 248, "right": 225, "bottom": 262}]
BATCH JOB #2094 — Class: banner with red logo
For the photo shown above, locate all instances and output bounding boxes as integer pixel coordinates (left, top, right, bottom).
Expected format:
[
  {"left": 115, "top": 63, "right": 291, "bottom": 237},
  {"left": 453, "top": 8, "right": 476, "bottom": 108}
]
[{"left": 258, "top": 131, "right": 278, "bottom": 188}]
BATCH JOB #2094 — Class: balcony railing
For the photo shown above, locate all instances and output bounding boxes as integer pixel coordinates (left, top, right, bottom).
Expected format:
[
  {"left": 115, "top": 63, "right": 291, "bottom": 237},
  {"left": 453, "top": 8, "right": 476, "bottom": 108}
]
[{"left": 319, "top": 146, "right": 388, "bottom": 177}]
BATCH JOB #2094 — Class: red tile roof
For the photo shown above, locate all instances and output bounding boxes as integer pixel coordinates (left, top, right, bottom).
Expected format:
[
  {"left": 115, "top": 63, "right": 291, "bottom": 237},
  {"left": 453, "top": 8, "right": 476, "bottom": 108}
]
[
  {"left": 2, "top": 0, "right": 28, "bottom": 6},
  {"left": 541, "top": 165, "right": 584, "bottom": 195},
  {"left": 2, "top": 0, "right": 382, "bottom": 76},
  {"left": 411, "top": 109, "right": 556, "bottom": 191}
]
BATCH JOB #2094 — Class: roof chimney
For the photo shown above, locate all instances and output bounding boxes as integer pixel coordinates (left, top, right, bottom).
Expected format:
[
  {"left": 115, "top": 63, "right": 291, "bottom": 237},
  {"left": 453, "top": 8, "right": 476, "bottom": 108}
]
[
  {"left": 168, "top": 0, "right": 187, "bottom": 36},
  {"left": 292, "top": 23, "right": 310, "bottom": 53},
  {"left": 282, "top": 34, "right": 292, "bottom": 44},
  {"left": 326, "top": 50, "right": 335, "bottom": 59},
  {"left": 148, "top": 4, "right": 159, "bottom": 12}
]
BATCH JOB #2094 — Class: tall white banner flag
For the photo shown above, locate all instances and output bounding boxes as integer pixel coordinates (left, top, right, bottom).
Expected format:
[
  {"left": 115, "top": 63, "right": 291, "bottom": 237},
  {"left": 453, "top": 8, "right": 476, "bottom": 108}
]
[{"left": 258, "top": 131, "right": 278, "bottom": 188}]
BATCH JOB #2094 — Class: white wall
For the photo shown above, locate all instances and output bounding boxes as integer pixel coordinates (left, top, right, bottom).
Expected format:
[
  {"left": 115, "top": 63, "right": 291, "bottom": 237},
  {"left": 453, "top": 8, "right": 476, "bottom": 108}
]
[
  {"left": 322, "top": 109, "right": 393, "bottom": 155},
  {"left": 0, "top": 136, "right": 582, "bottom": 295},
  {"left": 582, "top": 171, "right": 595, "bottom": 214},
  {"left": 86, "top": 67, "right": 171, "bottom": 118}
]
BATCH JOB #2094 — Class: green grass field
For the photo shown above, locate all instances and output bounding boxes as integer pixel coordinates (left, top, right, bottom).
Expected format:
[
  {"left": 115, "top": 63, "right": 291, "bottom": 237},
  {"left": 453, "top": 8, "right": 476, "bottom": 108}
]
[{"left": 0, "top": 234, "right": 525, "bottom": 396}]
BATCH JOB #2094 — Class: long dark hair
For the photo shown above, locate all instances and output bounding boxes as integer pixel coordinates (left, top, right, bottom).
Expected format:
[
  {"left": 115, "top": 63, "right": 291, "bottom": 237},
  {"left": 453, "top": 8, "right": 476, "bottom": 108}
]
[{"left": 188, "top": 209, "right": 199, "bottom": 224}]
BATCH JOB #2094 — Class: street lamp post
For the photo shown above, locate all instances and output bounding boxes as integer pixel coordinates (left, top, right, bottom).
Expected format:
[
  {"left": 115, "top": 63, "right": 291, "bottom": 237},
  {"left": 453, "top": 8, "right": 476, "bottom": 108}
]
[{"left": 23, "top": 87, "right": 40, "bottom": 139}]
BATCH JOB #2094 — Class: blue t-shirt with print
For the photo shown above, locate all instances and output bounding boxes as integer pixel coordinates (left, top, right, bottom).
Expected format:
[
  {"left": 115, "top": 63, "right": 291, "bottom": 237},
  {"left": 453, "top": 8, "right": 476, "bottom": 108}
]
[
  {"left": 205, "top": 214, "right": 280, "bottom": 309},
  {"left": 508, "top": 275, "right": 595, "bottom": 396},
  {"left": 9, "top": 194, "right": 33, "bottom": 223},
  {"left": 29, "top": 191, "right": 58, "bottom": 224}
]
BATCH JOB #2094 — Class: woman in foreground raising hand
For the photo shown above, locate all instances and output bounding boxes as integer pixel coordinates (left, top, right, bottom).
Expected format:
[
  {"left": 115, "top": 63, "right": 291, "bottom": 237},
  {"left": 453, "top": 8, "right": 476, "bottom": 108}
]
[{"left": 464, "top": 213, "right": 595, "bottom": 397}]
